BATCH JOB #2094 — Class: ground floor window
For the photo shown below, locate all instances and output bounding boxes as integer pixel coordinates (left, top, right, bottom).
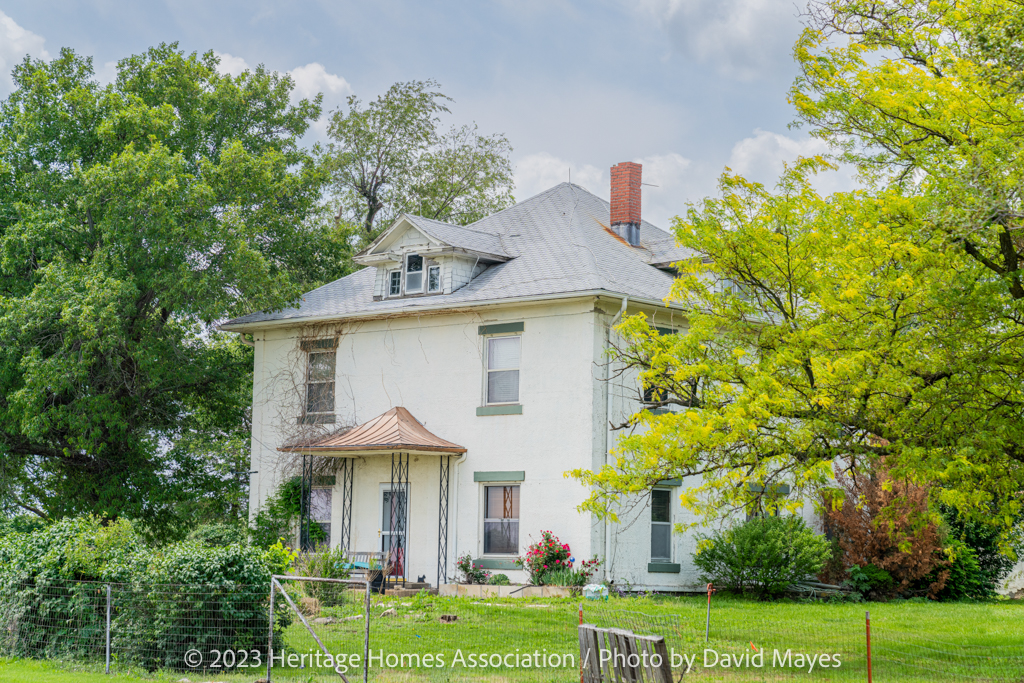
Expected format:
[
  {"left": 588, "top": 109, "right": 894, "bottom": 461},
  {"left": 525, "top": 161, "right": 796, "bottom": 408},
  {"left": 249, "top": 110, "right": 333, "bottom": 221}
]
[
  {"left": 483, "top": 485, "right": 519, "bottom": 554},
  {"left": 311, "top": 487, "right": 332, "bottom": 547},
  {"left": 651, "top": 488, "right": 671, "bottom": 562}
]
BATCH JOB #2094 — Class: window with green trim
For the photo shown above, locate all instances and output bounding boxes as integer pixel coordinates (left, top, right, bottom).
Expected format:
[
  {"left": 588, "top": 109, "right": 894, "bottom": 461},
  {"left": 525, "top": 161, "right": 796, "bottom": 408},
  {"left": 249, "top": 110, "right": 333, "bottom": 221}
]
[
  {"left": 485, "top": 335, "right": 520, "bottom": 404},
  {"left": 651, "top": 489, "right": 672, "bottom": 562},
  {"left": 484, "top": 485, "right": 519, "bottom": 554}
]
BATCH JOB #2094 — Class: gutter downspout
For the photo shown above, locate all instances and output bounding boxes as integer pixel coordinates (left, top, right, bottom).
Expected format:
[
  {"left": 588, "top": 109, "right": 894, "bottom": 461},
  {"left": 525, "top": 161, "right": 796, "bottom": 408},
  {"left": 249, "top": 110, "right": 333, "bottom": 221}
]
[
  {"left": 234, "top": 332, "right": 256, "bottom": 347},
  {"left": 604, "top": 296, "right": 628, "bottom": 583},
  {"left": 450, "top": 452, "right": 468, "bottom": 583}
]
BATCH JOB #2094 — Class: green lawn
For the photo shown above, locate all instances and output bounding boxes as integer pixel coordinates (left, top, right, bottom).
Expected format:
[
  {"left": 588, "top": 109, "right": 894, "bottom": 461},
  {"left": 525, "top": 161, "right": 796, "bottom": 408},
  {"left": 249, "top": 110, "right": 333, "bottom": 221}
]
[{"left": 2, "top": 593, "right": 1021, "bottom": 682}]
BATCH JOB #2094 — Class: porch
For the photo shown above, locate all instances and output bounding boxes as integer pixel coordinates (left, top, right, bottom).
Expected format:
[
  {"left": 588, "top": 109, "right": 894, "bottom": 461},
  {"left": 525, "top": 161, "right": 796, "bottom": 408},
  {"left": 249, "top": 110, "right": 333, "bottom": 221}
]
[{"left": 280, "top": 406, "right": 466, "bottom": 589}]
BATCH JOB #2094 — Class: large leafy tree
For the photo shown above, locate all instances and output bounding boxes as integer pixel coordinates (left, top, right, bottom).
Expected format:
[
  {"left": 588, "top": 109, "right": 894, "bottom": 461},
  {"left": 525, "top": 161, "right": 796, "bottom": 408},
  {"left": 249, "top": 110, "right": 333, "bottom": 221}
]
[
  {"left": 326, "top": 79, "right": 514, "bottom": 242},
  {"left": 571, "top": 0, "right": 1024, "bottom": 543},
  {"left": 572, "top": 162, "right": 1023, "bottom": 535},
  {"left": 0, "top": 44, "right": 346, "bottom": 537}
]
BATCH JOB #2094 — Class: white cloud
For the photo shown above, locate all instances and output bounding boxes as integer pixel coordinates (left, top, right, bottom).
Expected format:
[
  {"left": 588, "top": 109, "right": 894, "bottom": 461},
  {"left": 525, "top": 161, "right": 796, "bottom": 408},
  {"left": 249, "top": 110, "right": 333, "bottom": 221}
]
[
  {"left": 513, "top": 151, "right": 702, "bottom": 229},
  {"left": 513, "top": 152, "right": 605, "bottom": 201},
  {"left": 636, "top": 0, "right": 801, "bottom": 81},
  {"left": 728, "top": 128, "right": 859, "bottom": 194},
  {"left": 634, "top": 152, "right": 699, "bottom": 229},
  {"left": 213, "top": 51, "right": 251, "bottom": 77},
  {"left": 0, "top": 11, "right": 49, "bottom": 92},
  {"left": 288, "top": 62, "right": 352, "bottom": 103}
]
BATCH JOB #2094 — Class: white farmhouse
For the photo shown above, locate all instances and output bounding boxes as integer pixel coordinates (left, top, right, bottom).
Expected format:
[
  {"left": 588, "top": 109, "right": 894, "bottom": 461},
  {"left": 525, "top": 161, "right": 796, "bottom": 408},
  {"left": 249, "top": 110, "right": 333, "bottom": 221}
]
[{"left": 222, "top": 162, "right": 705, "bottom": 590}]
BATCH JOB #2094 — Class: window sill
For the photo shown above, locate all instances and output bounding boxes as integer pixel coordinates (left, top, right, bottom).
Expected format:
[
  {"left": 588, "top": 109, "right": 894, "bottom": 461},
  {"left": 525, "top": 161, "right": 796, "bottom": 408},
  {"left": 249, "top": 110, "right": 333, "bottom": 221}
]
[
  {"left": 476, "top": 404, "right": 523, "bottom": 416},
  {"left": 300, "top": 414, "right": 336, "bottom": 424},
  {"left": 648, "top": 562, "right": 680, "bottom": 573},
  {"left": 474, "top": 557, "right": 520, "bottom": 570}
]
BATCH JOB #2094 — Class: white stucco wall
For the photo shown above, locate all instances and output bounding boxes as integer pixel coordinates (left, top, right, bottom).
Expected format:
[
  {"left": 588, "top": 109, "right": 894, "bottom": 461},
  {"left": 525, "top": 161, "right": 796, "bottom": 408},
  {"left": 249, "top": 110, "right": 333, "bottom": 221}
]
[{"left": 248, "top": 298, "right": 612, "bottom": 586}]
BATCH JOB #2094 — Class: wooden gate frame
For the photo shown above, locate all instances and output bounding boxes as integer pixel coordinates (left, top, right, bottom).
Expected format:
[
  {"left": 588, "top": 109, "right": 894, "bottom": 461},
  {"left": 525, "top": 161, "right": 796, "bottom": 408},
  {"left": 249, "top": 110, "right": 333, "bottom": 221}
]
[{"left": 578, "top": 623, "right": 675, "bottom": 683}]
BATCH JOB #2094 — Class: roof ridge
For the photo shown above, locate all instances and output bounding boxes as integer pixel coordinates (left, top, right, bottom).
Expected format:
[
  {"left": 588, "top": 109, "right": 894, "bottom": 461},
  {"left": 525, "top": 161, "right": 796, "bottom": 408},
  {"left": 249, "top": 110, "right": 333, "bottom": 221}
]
[{"left": 406, "top": 214, "right": 506, "bottom": 238}]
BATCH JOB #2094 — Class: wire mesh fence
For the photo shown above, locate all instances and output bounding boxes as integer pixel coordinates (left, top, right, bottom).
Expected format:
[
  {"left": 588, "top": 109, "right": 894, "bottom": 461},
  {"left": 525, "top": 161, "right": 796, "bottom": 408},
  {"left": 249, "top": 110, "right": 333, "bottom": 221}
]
[{"left": 0, "top": 579, "right": 1022, "bottom": 682}]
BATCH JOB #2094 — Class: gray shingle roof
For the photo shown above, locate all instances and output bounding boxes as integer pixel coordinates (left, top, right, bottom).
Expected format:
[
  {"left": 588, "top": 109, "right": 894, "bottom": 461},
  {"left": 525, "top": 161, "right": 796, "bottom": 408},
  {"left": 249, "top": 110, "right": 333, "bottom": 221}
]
[
  {"left": 222, "top": 183, "right": 693, "bottom": 328},
  {"left": 401, "top": 215, "right": 510, "bottom": 259}
]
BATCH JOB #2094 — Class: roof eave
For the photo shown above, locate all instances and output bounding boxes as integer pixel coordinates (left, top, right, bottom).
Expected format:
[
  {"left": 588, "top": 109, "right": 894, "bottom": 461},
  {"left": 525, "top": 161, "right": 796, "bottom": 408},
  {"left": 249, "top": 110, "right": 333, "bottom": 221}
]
[{"left": 219, "top": 290, "right": 684, "bottom": 333}]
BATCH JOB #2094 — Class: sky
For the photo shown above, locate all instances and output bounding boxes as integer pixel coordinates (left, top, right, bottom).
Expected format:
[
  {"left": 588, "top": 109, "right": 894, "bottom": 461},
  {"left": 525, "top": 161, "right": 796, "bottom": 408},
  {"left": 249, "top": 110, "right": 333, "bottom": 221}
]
[{"left": 0, "top": 0, "right": 855, "bottom": 229}]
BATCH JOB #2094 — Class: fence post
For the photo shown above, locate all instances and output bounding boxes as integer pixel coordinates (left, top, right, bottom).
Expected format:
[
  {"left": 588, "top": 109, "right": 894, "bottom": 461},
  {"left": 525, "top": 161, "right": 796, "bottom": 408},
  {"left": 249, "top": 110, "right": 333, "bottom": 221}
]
[
  {"left": 705, "top": 583, "right": 715, "bottom": 643},
  {"left": 865, "top": 610, "right": 873, "bottom": 683},
  {"left": 579, "top": 604, "right": 584, "bottom": 683},
  {"left": 363, "top": 580, "right": 371, "bottom": 683},
  {"left": 267, "top": 581, "right": 275, "bottom": 683},
  {"left": 104, "top": 584, "right": 111, "bottom": 674}
]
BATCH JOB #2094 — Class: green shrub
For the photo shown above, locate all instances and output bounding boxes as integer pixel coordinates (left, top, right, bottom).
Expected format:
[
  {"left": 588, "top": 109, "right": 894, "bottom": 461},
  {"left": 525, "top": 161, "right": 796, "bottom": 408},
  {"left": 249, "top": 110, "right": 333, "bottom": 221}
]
[
  {"left": 249, "top": 477, "right": 325, "bottom": 549},
  {"left": 844, "top": 564, "right": 895, "bottom": 600},
  {"left": 487, "top": 573, "right": 510, "bottom": 585},
  {"left": 693, "top": 516, "right": 832, "bottom": 599},
  {"left": 187, "top": 523, "right": 248, "bottom": 548},
  {"left": 939, "top": 505, "right": 1022, "bottom": 597},
  {"left": 454, "top": 553, "right": 490, "bottom": 584},
  {"left": 935, "top": 540, "right": 988, "bottom": 601},
  {"left": 0, "top": 515, "right": 296, "bottom": 670},
  {"left": 515, "top": 530, "right": 572, "bottom": 584},
  {"left": 294, "top": 544, "right": 351, "bottom": 606},
  {"left": 0, "top": 516, "right": 142, "bottom": 660}
]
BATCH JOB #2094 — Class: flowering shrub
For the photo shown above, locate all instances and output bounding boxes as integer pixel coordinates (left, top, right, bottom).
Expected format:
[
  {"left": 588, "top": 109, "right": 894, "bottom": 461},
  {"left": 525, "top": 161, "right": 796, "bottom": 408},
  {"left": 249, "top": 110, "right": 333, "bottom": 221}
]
[
  {"left": 454, "top": 552, "right": 491, "bottom": 584},
  {"left": 516, "top": 530, "right": 596, "bottom": 585}
]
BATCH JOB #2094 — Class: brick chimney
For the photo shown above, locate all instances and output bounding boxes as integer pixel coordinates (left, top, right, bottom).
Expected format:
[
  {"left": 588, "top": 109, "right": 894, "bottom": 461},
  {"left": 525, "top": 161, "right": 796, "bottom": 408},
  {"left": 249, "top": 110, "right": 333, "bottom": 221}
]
[{"left": 610, "top": 161, "right": 641, "bottom": 246}]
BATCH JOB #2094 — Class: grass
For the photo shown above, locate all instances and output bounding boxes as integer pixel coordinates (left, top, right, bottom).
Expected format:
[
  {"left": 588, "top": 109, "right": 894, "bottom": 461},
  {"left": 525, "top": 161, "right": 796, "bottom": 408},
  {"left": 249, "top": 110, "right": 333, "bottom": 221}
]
[{"left": 1, "top": 593, "right": 1021, "bottom": 682}]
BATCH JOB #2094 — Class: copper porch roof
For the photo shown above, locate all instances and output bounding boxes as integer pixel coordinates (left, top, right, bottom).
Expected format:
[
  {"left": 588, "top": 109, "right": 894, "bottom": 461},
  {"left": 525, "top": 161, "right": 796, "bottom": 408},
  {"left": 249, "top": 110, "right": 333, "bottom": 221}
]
[{"left": 279, "top": 407, "right": 467, "bottom": 454}]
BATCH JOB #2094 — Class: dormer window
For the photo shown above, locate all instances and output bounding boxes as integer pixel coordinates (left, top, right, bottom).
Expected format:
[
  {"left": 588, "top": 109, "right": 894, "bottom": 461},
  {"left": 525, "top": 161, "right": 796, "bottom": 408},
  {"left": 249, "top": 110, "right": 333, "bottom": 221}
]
[
  {"left": 388, "top": 271, "right": 401, "bottom": 296},
  {"left": 428, "top": 265, "right": 441, "bottom": 293},
  {"left": 406, "top": 254, "right": 424, "bottom": 293}
]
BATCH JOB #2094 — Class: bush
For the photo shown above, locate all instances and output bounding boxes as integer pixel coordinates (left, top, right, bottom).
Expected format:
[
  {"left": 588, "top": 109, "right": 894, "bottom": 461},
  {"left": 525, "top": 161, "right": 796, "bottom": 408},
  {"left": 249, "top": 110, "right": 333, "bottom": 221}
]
[
  {"left": 825, "top": 462, "right": 949, "bottom": 597},
  {"left": 454, "top": 553, "right": 490, "bottom": 584},
  {"left": 487, "top": 573, "right": 510, "bottom": 585},
  {"left": 294, "top": 544, "right": 351, "bottom": 606},
  {"left": 0, "top": 515, "right": 296, "bottom": 670},
  {"left": 249, "top": 476, "right": 326, "bottom": 549},
  {"left": 693, "top": 516, "right": 832, "bottom": 599},
  {"left": 843, "top": 564, "right": 894, "bottom": 600},
  {"left": 516, "top": 530, "right": 572, "bottom": 584},
  {"left": 934, "top": 540, "right": 988, "bottom": 601},
  {"left": 187, "top": 523, "right": 248, "bottom": 548},
  {"left": 939, "top": 505, "right": 1022, "bottom": 597}
]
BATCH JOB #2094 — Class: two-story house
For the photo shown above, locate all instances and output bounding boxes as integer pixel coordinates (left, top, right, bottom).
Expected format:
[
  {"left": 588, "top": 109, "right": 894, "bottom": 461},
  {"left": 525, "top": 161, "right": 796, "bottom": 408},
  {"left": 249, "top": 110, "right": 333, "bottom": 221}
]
[{"left": 221, "top": 162, "right": 706, "bottom": 590}]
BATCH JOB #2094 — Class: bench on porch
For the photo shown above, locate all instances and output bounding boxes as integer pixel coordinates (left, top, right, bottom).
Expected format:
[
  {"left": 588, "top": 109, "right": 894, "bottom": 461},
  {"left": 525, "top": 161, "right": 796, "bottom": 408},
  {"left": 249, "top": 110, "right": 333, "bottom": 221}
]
[{"left": 341, "top": 551, "right": 385, "bottom": 579}]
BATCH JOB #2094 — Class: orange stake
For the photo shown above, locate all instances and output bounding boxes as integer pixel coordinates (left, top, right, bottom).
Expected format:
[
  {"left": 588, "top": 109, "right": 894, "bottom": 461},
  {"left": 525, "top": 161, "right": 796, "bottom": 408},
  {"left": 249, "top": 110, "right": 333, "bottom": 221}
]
[{"left": 866, "top": 611, "right": 873, "bottom": 683}]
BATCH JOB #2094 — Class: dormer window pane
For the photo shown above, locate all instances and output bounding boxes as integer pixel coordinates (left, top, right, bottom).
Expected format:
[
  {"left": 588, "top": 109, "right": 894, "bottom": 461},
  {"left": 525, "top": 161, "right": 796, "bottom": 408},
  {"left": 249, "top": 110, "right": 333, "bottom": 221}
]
[
  {"left": 428, "top": 265, "right": 441, "bottom": 293},
  {"left": 388, "top": 271, "right": 401, "bottom": 296},
  {"left": 406, "top": 254, "right": 423, "bottom": 292}
]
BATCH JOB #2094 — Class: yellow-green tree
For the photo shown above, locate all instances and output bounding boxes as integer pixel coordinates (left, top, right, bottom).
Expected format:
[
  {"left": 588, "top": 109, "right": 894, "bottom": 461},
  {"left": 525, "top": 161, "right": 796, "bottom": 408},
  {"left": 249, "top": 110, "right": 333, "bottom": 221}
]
[
  {"left": 573, "top": 0, "right": 1024, "bottom": 541},
  {"left": 572, "top": 161, "right": 1023, "bottom": 536}
]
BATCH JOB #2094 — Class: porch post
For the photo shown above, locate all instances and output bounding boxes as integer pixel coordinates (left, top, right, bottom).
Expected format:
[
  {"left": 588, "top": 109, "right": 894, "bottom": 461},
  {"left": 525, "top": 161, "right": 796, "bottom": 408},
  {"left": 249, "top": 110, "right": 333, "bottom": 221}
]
[
  {"left": 437, "top": 455, "right": 450, "bottom": 587},
  {"left": 299, "top": 453, "right": 313, "bottom": 551},
  {"left": 388, "top": 452, "right": 409, "bottom": 588},
  {"left": 340, "top": 458, "right": 354, "bottom": 550}
]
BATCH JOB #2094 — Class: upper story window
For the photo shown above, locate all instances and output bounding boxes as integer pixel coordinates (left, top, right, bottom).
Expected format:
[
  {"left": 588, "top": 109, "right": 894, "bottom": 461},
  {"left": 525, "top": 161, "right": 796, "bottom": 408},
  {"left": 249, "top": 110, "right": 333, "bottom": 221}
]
[
  {"left": 301, "top": 339, "right": 336, "bottom": 424},
  {"left": 405, "top": 254, "right": 424, "bottom": 293},
  {"left": 388, "top": 271, "right": 401, "bottom": 297},
  {"left": 428, "top": 265, "right": 441, "bottom": 293},
  {"left": 485, "top": 335, "right": 520, "bottom": 404}
]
